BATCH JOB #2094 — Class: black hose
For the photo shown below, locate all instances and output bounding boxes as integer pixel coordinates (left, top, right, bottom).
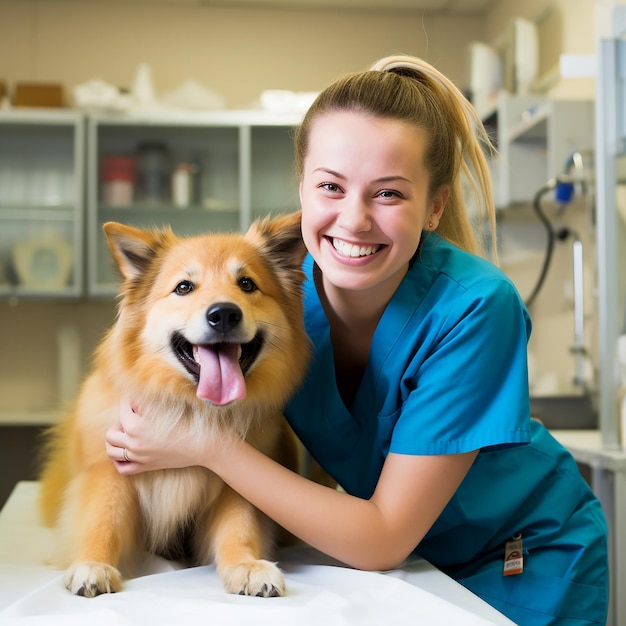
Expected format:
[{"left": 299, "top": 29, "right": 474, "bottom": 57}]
[{"left": 524, "top": 181, "right": 557, "bottom": 308}]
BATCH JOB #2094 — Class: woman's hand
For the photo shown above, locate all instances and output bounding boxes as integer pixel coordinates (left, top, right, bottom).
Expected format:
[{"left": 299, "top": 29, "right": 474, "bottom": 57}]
[{"left": 105, "top": 398, "right": 215, "bottom": 475}]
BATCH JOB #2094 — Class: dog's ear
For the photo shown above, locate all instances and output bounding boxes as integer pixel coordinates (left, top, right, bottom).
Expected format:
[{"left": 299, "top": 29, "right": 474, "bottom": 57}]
[
  {"left": 248, "top": 211, "right": 306, "bottom": 294},
  {"left": 103, "top": 222, "right": 175, "bottom": 280},
  {"left": 249, "top": 210, "right": 306, "bottom": 273}
]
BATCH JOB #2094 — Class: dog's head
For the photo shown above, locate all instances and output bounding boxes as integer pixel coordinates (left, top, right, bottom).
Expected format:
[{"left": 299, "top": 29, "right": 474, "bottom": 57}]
[{"left": 102, "top": 211, "right": 309, "bottom": 410}]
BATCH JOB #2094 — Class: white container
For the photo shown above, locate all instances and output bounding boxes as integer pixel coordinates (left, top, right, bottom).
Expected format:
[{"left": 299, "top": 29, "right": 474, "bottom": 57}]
[{"left": 172, "top": 163, "right": 193, "bottom": 208}]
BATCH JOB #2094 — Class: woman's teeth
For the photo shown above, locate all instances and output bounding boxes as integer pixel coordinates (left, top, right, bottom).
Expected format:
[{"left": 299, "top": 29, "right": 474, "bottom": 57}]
[{"left": 332, "top": 238, "right": 380, "bottom": 258}]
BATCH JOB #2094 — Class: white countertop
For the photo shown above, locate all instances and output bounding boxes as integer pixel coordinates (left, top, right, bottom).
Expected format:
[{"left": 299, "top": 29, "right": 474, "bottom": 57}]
[
  {"left": 551, "top": 429, "right": 626, "bottom": 471},
  {"left": 0, "top": 482, "right": 514, "bottom": 626}
]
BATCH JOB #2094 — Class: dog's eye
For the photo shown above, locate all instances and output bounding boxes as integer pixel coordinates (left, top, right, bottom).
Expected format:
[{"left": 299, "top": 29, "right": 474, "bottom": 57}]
[
  {"left": 238, "top": 277, "right": 257, "bottom": 293},
  {"left": 174, "top": 281, "right": 194, "bottom": 295}
]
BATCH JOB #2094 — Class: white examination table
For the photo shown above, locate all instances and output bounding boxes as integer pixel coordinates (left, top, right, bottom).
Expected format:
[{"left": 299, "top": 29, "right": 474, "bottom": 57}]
[{"left": 0, "top": 482, "right": 515, "bottom": 625}]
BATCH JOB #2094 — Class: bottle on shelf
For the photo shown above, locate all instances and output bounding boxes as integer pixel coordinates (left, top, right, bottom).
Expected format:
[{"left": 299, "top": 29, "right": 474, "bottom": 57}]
[{"left": 172, "top": 162, "right": 197, "bottom": 208}]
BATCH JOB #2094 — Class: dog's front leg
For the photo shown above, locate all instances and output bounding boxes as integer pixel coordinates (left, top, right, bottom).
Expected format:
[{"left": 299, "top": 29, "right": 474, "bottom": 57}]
[
  {"left": 201, "top": 486, "right": 285, "bottom": 597},
  {"left": 62, "top": 462, "right": 139, "bottom": 597}
]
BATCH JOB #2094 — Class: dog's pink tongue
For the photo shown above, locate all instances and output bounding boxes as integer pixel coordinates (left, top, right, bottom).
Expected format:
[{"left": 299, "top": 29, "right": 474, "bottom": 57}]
[{"left": 195, "top": 344, "right": 246, "bottom": 405}]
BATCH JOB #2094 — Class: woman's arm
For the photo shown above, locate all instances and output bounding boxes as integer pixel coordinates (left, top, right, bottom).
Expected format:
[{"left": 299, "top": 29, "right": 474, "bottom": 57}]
[
  {"left": 210, "top": 439, "right": 477, "bottom": 570},
  {"left": 106, "top": 402, "right": 478, "bottom": 571}
]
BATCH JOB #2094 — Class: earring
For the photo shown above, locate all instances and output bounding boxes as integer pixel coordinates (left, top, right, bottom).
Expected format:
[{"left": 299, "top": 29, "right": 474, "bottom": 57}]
[{"left": 428, "top": 221, "right": 433, "bottom": 229}]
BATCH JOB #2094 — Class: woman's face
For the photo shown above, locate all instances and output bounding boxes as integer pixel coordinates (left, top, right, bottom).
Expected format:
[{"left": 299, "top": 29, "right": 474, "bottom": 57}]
[{"left": 299, "top": 111, "right": 445, "bottom": 297}]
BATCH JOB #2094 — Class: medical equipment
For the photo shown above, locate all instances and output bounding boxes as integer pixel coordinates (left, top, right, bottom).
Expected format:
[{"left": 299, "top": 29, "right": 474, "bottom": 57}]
[{"left": 526, "top": 150, "right": 594, "bottom": 391}]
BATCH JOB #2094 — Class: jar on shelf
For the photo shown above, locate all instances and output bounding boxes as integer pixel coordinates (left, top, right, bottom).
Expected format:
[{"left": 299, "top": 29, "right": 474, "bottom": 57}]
[
  {"left": 100, "top": 156, "right": 135, "bottom": 207},
  {"left": 135, "top": 141, "right": 172, "bottom": 205}
]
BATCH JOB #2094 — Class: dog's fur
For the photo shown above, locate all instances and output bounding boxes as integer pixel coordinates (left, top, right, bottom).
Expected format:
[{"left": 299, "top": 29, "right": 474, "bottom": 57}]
[{"left": 38, "top": 211, "right": 310, "bottom": 598}]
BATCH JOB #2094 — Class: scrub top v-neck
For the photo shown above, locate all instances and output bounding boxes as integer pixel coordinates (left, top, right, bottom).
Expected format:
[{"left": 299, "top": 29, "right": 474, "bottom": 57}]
[{"left": 286, "top": 232, "right": 531, "bottom": 503}]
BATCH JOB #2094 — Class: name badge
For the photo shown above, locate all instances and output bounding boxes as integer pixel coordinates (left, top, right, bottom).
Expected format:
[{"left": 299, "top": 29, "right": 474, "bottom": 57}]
[{"left": 503, "top": 533, "right": 523, "bottom": 576}]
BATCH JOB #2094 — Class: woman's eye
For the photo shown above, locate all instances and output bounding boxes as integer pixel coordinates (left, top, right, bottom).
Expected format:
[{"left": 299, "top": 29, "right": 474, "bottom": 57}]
[
  {"left": 174, "top": 280, "right": 194, "bottom": 295},
  {"left": 320, "top": 182, "right": 342, "bottom": 193},
  {"left": 377, "top": 189, "right": 401, "bottom": 199},
  {"left": 239, "top": 276, "right": 257, "bottom": 293}
]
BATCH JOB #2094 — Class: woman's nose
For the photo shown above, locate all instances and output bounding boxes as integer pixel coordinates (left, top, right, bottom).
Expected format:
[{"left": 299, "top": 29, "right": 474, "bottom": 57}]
[{"left": 336, "top": 194, "right": 372, "bottom": 232}]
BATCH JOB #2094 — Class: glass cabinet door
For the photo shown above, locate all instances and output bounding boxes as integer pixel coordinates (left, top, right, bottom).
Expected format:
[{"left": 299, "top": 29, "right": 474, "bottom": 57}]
[
  {"left": 249, "top": 124, "right": 300, "bottom": 223},
  {"left": 87, "top": 114, "right": 241, "bottom": 295},
  {"left": 0, "top": 110, "right": 83, "bottom": 297},
  {"left": 86, "top": 112, "right": 303, "bottom": 296}
]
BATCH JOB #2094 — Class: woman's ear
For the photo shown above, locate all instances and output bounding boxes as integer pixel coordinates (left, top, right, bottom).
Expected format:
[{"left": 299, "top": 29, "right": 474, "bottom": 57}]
[
  {"left": 433, "top": 185, "right": 449, "bottom": 216},
  {"left": 426, "top": 186, "right": 449, "bottom": 230}
]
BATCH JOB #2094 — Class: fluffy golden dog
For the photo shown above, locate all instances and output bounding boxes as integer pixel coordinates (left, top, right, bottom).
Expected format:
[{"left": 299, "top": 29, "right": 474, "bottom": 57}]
[{"left": 38, "top": 211, "right": 310, "bottom": 598}]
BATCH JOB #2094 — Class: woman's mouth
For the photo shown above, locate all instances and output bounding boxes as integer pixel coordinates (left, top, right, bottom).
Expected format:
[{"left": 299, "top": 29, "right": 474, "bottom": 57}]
[{"left": 330, "top": 237, "right": 383, "bottom": 258}]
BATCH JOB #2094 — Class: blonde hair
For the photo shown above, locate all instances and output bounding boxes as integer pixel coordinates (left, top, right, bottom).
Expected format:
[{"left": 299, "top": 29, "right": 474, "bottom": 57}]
[{"left": 294, "top": 54, "right": 497, "bottom": 261}]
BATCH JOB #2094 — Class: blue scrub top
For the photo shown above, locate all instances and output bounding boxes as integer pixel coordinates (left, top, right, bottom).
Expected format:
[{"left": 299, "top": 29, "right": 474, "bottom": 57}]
[{"left": 285, "top": 233, "right": 606, "bottom": 591}]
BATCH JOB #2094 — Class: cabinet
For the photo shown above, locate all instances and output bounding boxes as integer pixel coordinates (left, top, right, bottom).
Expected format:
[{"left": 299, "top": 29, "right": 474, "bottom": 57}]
[
  {"left": 86, "top": 111, "right": 302, "bottom": 295},
  {"left": 0, "top": 109, "right": 303, "bottom": 428},
  {"left": 484, "top": 94, "right": 594, "bottom": 208},
  {"left": 0, "top": 109, "right": 84, "bottom": 297}
]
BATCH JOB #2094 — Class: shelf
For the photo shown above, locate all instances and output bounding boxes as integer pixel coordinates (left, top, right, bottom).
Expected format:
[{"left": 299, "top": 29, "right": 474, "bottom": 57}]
[
  {"left": 0, "top": 206, "right": 75, "bottom": 221},
  {"left": 0, "top": 108, "right": 83, "bottom": 126},
  {"left": 87, "top": 109, "right": 303, "bottom": 128},
  {"left": 98, "top": 203, "right": 239, "bottom": 215},
  {"left": 484, "top": 94, "right": 594, "bottom": 208},
  {"left": 0, "top": 410, "right": 61, "bottom": 426},
  {"left": 505, "top": 102, "right": 549, "bottom": 142},
  {"left": 0, "top": 285, "right": 79, "bottom": 299}
]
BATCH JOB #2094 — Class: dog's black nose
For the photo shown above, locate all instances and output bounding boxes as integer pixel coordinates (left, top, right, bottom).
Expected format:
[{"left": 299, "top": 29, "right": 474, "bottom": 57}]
[{"left": 206, "top": 303, "right": 242, "bottom": 334}]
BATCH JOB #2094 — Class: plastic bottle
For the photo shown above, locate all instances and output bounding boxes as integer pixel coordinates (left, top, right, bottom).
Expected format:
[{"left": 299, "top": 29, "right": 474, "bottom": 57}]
[{"left": 172, "top": 163, "right": 193, "bottom": 208}]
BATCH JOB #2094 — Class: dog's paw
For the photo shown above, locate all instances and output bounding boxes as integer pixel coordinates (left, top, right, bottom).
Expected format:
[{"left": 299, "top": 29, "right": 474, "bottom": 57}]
[
  {"left": 221, "top": 559, "right": 286, "bottom": 597},
  {"left": 63, "top": 561, "right": 123, "bottom": 597}
]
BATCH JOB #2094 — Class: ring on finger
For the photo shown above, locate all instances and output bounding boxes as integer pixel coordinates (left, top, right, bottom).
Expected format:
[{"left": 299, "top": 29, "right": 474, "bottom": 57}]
[{"left": 123, "top": 447, "right": 130, "bottom": 463}]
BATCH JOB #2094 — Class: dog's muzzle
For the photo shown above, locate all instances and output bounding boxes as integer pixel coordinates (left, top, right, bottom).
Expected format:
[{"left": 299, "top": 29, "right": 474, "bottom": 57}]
[{"left": 171, "top": 304, "right": 264, "bottom": 405}]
